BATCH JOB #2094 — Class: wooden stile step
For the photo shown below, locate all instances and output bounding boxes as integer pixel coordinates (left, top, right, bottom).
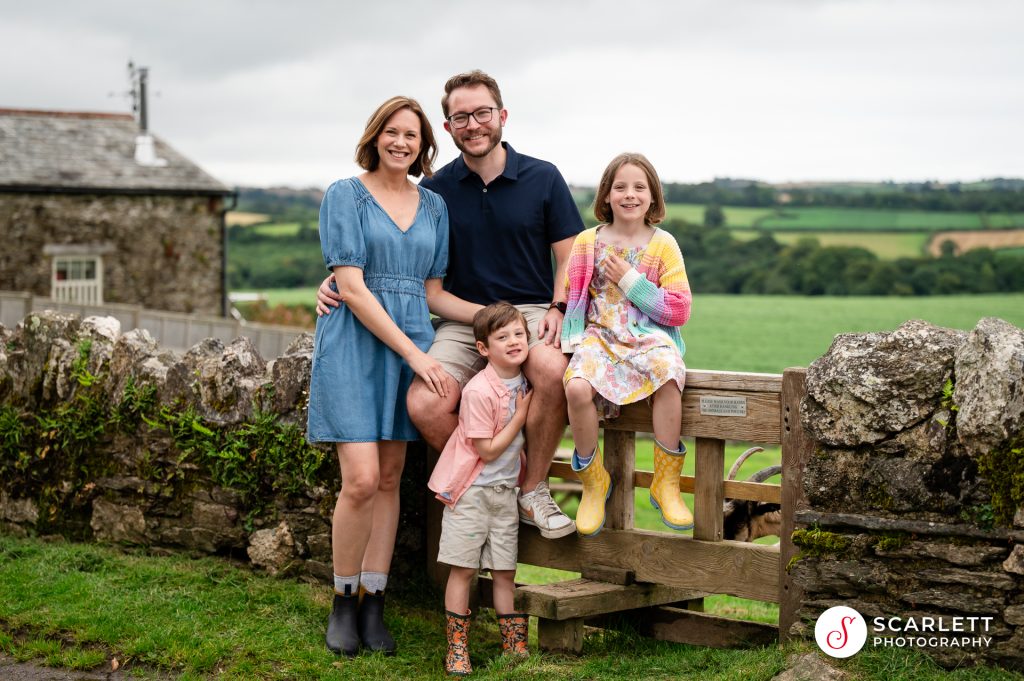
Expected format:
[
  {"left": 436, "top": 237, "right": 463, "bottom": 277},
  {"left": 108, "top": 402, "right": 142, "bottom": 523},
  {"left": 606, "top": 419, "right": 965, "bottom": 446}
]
[
  {"left": 515, "top": 578, "right": 708, "bottom": 653},
  {"left": 515, "top": 578, "right": 707, "bottom": 621}
]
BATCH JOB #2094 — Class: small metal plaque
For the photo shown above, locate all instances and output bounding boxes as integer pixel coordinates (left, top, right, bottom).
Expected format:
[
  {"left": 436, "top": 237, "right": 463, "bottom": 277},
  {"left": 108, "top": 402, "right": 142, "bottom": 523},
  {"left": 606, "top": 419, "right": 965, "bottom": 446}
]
[{"left": 699, "top": 395, "right": 747, "bottom": 417}]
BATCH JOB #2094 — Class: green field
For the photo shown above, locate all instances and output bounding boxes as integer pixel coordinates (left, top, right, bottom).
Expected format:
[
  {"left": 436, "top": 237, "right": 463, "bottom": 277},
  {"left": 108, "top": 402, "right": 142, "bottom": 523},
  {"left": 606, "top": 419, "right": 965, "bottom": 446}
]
[
  {"left": 247, "top": 221, "right": 307, "bottom": 237},
  {"left": 243, "top": 290, "right": 1024, "bottom": 374},
  {"left": 684, "top": 293, "right": 1024, "bottom": 373},
  {"left": 731, "top": 229, "right": 930, "bottom": 259},
  {"left": 663, "top": 203, "right": 1024, "bottom": 231},
  {"left": 239, "top": 286, "right": 321, "bottom": 307}
]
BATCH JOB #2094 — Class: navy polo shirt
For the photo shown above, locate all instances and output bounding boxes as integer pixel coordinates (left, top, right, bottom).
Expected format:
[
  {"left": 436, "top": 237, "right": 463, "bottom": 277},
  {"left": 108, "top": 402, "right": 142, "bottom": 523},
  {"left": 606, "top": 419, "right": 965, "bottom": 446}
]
[{"left": 421, "top": 143, "right": 584, "bottom": 306}]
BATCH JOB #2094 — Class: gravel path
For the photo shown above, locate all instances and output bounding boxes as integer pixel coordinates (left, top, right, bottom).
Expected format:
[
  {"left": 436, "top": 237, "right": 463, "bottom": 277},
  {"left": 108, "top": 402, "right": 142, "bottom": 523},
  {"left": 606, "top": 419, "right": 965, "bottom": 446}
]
[{"left": 0, "top": 654, "right": 173, "bottom": 681}]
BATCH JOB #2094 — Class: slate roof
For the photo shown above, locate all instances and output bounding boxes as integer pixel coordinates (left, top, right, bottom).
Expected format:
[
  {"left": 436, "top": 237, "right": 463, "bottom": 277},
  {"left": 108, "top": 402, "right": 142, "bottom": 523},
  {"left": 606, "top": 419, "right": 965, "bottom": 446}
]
[{"left": 0, "top": 108, "right": 230, "bottom": 195}]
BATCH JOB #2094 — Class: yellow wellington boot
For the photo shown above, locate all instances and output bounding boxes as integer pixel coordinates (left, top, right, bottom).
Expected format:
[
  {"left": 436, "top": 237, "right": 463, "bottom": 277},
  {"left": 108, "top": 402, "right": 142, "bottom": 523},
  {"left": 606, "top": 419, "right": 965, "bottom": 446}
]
[
  {"left": 650, "top": 440, "right": 694, "bottom": 530},
  {"left": 571, "top": 447, "right": 612, "bottom": 536}
]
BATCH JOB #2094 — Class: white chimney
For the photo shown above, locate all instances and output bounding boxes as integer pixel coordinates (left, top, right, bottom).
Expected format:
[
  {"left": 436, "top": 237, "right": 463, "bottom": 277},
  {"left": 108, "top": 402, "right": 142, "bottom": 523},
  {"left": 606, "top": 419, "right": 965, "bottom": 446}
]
[
  {"left": 135, "top": 134, "right": 168, "bottom": 167},
  {"left": 131, "top": 65, "right": 168, "bottom": 167}
]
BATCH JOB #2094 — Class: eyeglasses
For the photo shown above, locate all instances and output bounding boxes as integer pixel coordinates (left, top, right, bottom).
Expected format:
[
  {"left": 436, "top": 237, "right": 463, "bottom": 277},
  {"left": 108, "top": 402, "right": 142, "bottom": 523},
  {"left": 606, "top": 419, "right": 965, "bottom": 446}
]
[{"left": 446, "top": 107, "right": 499, "bottom": 129}]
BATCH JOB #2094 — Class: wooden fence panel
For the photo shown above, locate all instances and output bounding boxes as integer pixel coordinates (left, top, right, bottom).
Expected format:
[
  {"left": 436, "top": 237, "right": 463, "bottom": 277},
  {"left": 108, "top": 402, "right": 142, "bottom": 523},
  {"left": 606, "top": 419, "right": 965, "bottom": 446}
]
[
  {"left": 517, "top": 527, "right": 780, "bottom": 602},
  {"left": 607, "top": 390, "right": 782, "bottom": 444}
]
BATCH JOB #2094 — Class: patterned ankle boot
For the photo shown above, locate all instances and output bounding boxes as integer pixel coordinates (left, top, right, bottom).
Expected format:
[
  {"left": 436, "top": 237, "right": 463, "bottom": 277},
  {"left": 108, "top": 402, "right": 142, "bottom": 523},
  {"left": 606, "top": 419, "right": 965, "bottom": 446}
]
[
  {"left": 497, "top": 613, "right": 529, "bottom": 659},
  {"left": 444, "top": 610, "right": 472, "bottom": 676}
]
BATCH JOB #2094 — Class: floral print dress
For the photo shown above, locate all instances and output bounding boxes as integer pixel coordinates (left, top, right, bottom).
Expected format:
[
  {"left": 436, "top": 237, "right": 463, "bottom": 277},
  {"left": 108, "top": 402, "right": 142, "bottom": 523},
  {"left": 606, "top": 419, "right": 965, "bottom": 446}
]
[{"left": 564, "top": 238, "right": 687, "bottom": 419}]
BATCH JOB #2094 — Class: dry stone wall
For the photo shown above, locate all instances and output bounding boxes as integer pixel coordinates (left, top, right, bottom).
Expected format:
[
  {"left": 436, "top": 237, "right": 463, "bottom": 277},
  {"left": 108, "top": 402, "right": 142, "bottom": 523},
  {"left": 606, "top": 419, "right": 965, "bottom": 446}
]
[
  {"left": 0, "top": 310, "right": 428, "bottom": 587},
  {"left": 4, "top": 310, "right": 1024, "bottom": 670},
  {"left": 793, "top": 318, "right": 1024, "bottom": 671}
]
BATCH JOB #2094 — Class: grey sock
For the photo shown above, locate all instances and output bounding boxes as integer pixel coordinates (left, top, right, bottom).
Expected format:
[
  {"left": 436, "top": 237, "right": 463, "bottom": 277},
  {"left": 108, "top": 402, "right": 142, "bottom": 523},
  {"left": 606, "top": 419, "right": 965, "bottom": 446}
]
[
  {"left": 575, "top": 448, "right": 595, "bottom": 466},
  {"left": 334, "top": 573, "right": 359, "bottom": 597},
  {"left": 360, "top": 571, "right": 388, "bottom": 594}
]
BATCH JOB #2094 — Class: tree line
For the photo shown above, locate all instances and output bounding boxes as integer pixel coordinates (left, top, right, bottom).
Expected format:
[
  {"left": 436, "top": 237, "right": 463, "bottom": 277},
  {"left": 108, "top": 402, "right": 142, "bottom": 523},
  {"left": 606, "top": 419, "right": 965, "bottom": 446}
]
[
  {"left": 228, "top": 216, "right": 1024, "bottom": 296},
  {"left": 662, "top": 220, "right": 1024, "bottom": 296},
  {"left": 655, "top": 179, "right": 1024, "bottom": 213}
]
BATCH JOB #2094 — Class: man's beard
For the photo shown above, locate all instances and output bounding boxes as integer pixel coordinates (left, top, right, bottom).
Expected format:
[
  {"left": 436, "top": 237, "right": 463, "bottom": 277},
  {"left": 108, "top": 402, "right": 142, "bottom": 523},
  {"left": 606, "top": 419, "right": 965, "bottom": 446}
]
[{"left": 453, "top": 125, "right": 503, "bottom": 158}]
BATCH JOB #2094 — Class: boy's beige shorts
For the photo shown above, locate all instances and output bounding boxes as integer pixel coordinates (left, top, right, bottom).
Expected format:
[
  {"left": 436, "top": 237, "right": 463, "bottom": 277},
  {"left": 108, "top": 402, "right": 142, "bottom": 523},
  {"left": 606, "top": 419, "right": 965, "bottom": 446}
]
[{"left": 437, "top": 484, "right": 519, "bottom": 571}]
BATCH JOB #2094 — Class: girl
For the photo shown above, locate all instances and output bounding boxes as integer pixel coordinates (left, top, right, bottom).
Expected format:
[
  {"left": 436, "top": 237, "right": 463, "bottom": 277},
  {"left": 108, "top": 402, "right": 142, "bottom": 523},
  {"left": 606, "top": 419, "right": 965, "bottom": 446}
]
[{"left": 561, "top": 152, "right": 693, "bottom": 536}]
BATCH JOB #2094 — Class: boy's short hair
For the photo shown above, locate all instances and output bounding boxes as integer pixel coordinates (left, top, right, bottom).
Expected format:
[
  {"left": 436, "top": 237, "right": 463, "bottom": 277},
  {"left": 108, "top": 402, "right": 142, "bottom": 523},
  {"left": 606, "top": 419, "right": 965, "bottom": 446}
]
[
  {"left": 441, "top": 69, "right": 504, "bottom": 118},
  {"left": 473, "top": 302, "right": 530, "bottom": 345}
]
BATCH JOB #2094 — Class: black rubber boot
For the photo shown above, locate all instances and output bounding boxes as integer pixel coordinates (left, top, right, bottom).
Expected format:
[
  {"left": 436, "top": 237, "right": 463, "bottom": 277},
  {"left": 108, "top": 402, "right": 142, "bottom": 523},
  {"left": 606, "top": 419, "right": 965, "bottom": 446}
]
[
  {"left": 326, "top": 593, "right": 360, "bottom": 657},
  {"left": 357, "top": 590, "right": 397, "bottom": 655}
]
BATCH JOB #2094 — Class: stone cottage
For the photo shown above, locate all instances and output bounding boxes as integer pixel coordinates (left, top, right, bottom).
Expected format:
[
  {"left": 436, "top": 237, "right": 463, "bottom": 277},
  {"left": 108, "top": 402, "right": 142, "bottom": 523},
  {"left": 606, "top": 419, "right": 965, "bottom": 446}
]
[{"left": 0, "top": 108, "right": 233, "bottom": 315}]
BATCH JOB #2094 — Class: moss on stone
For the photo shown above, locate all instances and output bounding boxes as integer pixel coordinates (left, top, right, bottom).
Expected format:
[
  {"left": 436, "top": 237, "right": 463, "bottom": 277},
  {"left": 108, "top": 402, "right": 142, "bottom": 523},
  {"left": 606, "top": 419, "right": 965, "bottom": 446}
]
[
  {"left": 792, "top": 527, "right": 851, "bottom": 558},
  {"left": 865, "top": 483, "right": 897, "bottom": 512},
  {"left": 873, "top": 532, "right": 909, "bottom": 552},
  {"left": 976, "top": 430, "right": 1024, "bottom": 527},
  {"left": 1, "top": 373, "right": 330, "bottom": 531}
]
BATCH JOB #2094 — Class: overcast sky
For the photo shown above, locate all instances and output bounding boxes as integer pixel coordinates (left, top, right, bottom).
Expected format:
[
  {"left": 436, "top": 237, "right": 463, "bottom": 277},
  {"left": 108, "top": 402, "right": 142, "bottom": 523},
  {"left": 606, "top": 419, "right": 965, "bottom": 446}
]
[{"left": 2, "top": 0, "right": 1022, "bottom": 189}]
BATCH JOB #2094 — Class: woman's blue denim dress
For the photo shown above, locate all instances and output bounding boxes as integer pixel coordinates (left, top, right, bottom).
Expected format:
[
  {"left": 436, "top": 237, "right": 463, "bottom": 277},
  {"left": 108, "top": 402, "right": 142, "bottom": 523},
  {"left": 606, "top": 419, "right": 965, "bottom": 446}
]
[{"left": 307, "top": 177, "right": 448, "bottom": 443}]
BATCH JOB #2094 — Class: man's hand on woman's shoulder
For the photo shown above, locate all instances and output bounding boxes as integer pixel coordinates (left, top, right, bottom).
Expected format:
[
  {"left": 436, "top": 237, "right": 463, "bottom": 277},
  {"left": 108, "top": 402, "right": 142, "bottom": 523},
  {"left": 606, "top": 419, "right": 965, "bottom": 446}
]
[{"left": 315, "top": 274, "right": 345, "bottom": 316}]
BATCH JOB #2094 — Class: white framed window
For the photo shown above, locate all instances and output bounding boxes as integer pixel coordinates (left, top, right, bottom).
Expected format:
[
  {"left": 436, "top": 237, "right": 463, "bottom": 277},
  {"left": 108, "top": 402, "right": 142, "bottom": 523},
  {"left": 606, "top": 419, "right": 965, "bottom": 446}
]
[{"left": 43, "top": 244, "right": 111, "bottom": 305}]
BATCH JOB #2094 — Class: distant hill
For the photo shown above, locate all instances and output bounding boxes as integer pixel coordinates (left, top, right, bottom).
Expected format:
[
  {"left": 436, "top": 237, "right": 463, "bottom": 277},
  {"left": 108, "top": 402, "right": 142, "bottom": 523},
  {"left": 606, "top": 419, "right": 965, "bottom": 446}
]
[
  {"left": 236, "top": 178, "right": 1024, "bottom": 218},
  {"left": 235, "top": 186, "right": 323, "bottom": 221}
]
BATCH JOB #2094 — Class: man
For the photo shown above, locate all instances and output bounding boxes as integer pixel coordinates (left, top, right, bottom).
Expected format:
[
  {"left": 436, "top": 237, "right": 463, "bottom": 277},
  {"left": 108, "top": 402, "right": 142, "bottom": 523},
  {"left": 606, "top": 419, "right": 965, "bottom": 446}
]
[{"left": 318, "top": 70, "right": 583, "bottom": 538}]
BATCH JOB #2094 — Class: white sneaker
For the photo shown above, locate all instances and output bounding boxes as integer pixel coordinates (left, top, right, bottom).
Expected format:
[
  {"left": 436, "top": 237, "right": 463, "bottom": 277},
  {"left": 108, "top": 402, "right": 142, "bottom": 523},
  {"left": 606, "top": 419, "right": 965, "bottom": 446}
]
[{"left": 518, "top": 481, "right": 576, "bottom": 539}]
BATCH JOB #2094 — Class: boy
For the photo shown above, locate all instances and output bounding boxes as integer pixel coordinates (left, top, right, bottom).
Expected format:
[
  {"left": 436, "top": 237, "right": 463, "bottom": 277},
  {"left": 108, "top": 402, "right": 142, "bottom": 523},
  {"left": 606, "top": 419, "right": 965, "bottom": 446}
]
[{"left": 427, "top": 302, "right": 533, "bottom": 676}]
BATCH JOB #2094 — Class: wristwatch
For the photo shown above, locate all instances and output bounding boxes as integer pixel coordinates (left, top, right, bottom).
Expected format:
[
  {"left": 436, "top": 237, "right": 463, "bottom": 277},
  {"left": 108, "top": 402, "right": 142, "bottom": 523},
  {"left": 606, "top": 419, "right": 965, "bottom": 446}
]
[{"left": 549, "top": 301, "right": 567, "bottom": 314}]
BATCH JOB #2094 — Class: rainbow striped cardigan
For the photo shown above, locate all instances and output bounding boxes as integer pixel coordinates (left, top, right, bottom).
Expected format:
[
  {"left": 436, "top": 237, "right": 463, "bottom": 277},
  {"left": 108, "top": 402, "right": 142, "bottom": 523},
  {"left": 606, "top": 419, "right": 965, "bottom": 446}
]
[{"left": 561, "top": 226, "right": 692, "bottom": 356}]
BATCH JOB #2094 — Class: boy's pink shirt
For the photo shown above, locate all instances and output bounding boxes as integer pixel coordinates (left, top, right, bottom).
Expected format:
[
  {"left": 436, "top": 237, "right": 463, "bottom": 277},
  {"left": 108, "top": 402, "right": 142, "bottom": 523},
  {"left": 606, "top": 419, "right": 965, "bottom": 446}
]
[{"left": 427, "top": 362, "right": 528, "bottom": 507}]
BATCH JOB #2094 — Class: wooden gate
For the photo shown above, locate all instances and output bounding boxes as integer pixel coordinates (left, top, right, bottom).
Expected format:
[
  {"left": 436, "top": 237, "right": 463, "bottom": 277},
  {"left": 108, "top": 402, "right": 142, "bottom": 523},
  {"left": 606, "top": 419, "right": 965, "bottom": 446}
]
[{"left": 426, "top": 367, "right": 813, "bottom": 651}]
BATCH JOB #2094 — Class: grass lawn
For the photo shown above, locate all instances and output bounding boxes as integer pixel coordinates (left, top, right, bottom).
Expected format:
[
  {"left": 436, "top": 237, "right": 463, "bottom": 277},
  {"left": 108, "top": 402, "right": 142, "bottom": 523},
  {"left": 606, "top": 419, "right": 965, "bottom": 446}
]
[{"left": 2, "top": 535, "right": 1019, "bottom": 680}]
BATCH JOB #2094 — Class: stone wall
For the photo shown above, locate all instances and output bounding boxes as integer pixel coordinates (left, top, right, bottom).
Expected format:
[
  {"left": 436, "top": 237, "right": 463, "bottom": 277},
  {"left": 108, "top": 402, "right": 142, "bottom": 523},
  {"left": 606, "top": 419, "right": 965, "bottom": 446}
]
[
  {"left": 792, "top": 318, "right": 1024, "bottom": 670},
  {"left": 0, "top": 310, "right": 427, "bottom": 587},
  {"left": 0, "top": 193, "right": 224, "bottom": 314},
  {"left": 4, "top": 310, "right": 1023, "bottom": 669}
]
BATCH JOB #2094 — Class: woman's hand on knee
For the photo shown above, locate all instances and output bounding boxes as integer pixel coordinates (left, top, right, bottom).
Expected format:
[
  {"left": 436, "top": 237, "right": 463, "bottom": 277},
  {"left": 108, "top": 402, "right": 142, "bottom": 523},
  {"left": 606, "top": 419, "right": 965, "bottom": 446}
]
[{"left": 408, "top": 351, "right": 451, "bottom": 399}]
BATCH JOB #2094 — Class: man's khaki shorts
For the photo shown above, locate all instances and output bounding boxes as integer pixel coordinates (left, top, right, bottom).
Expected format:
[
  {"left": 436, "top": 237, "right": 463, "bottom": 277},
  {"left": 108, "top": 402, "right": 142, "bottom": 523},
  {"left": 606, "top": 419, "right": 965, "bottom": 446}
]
[
  {"left": 430, "top": 304, "right": 550, "bottom": 388},
  {"left": 437, "top": 484, "right": 519, "bottom": 571}
]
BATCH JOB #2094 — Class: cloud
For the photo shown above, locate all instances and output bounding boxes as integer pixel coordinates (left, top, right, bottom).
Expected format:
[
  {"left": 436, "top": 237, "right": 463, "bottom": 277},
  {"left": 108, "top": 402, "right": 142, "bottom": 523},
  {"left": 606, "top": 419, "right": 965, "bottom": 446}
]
[{"left": 1, "top": 0, "right": 1022, "bottom": 186}]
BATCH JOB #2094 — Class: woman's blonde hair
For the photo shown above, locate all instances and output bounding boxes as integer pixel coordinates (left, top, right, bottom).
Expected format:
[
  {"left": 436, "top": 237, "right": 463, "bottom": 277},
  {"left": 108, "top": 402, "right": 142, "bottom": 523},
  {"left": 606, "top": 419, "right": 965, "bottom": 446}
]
[
  {"left": 593, "top": 152, "right": 666, "bottom": 225},
  {"left": 355, "top": 96, "right": 438, "bottom": 178}
]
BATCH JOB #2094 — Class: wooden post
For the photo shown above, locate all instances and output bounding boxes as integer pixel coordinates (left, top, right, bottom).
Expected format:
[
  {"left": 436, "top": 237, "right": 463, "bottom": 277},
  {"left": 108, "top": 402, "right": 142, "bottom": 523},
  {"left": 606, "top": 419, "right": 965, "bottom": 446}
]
[
  {"left": 779, "top": 368, "right": 813, "bottom": 643},
  {"left": 538, "top": 617, "right": 585, "bottom": 654},
  {"left": 603, "top": 429, "right": 635, "bottom": 531},
  {"left": 693, "top": 437, "right": 725, "bottom": 542}
]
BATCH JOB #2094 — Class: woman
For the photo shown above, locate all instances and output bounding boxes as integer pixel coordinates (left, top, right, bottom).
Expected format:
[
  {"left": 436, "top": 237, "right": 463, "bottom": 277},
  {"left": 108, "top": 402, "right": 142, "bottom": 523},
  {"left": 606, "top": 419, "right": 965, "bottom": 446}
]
[{"left": 307, "top": 96, "right": 478, "bottom": 657}]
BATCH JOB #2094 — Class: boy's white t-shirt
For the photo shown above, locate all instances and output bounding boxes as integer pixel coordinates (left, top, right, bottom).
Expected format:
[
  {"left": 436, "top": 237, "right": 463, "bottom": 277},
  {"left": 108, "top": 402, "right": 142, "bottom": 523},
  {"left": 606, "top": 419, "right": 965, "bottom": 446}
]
[{"left": 472, "top": 373, "right": 526, "bottom": 487}]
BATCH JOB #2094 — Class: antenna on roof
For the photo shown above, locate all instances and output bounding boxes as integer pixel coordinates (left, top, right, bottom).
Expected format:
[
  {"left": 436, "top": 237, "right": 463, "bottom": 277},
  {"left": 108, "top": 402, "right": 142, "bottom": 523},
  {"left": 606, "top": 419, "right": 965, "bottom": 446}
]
[{"left": 127, "top": 61, "right": 168, "bottom": 167}]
